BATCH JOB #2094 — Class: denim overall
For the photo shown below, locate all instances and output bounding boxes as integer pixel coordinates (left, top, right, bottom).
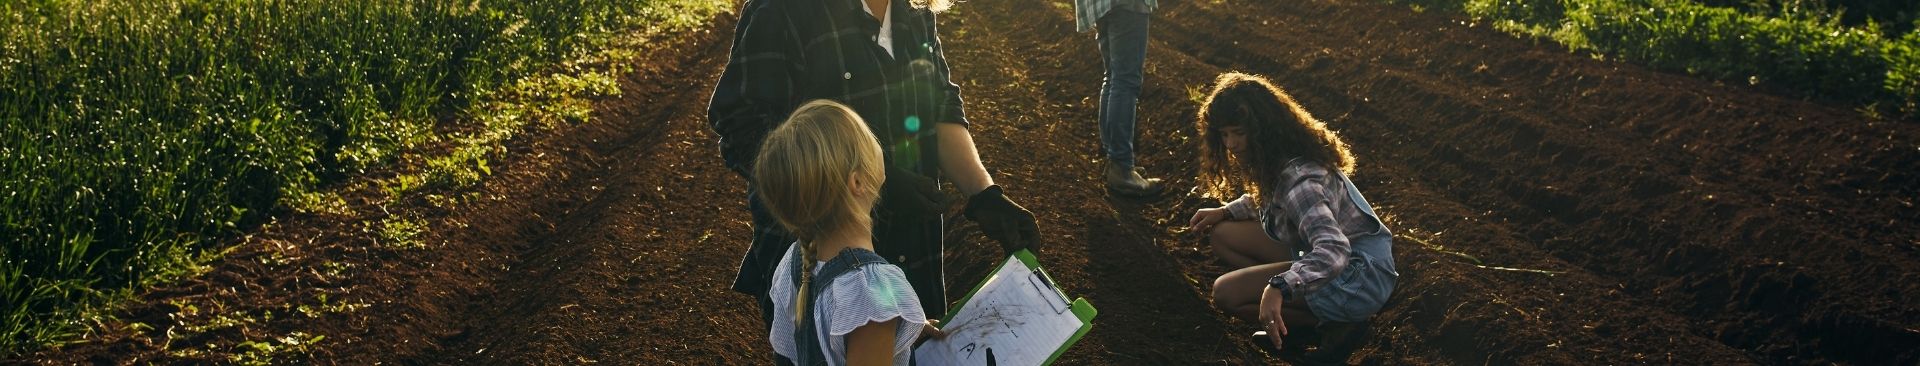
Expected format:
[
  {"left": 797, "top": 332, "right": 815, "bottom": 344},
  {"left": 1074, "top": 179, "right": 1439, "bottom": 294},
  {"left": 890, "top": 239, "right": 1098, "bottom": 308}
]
[
  {"left": 779, "top": 248, "right": 890, "bottom": 366},
  {"left": 1301, "top": 175, "right": 1399, "bottom": 323}
]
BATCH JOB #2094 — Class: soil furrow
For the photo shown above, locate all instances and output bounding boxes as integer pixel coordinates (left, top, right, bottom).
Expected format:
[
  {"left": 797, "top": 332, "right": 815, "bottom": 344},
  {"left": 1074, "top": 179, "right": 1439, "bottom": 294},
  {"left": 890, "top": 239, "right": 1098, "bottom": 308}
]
[
  {"left": 413, "top": 17, "right": 755, "bottom": 364},
  {"left": 1151, "top": 0, "right": 1919, "bottom": 363},
  {"left": 26, "top": 0, "right": 1920, "bottom": 364},
  {"left": 935, "top": 2, "right": 1260, "bottom": 362}
]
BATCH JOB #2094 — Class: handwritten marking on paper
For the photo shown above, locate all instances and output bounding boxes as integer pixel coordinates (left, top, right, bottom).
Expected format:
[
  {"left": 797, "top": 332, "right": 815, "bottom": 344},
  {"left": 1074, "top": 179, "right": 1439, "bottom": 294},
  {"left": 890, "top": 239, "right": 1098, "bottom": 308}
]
[{"left": 914, "top": 256, "right": 1085, "bottom": 366}]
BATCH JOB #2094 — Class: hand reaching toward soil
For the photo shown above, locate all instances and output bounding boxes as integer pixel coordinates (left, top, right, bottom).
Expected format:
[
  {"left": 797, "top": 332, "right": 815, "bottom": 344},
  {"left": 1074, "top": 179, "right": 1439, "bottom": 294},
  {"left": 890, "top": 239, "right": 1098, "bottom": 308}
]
[
  {"left": 1259, "top": 286, "right": 1289, "bottom": 350},
  {"left": 1189, "top": 207, "right": 1229, "bottom": 233}
]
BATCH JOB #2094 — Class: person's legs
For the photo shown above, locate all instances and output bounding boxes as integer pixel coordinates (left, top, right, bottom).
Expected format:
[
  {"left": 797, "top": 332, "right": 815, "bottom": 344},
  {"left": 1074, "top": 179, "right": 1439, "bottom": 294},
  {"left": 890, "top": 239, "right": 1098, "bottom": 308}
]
[
  {"left": 1208, "top": 221, "right": 1294, "bottom": 269},
  {"left": 1096, "top": 9, "right": 1163, "bottom": 195},
  {"left": 1211, "top": 261, "right": 1319, "bottom": 327},
  {"left": 1096, "top": 9, "right": 1148, "bottom": 169},
  {"left": 1217, "top": 261, "right": 1330, "bottom": 360}
]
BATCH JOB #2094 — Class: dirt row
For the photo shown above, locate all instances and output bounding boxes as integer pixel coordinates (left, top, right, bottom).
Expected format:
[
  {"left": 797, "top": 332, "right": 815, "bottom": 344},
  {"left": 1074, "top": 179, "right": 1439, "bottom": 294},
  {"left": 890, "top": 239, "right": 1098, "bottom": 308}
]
[
  {"left": 1136, "top": 0, "right": 1920, "bottom": 363},
  {"left": 941, "top": 0, "right": 1919, "bottom": 363},
  {"left": 946, "top": 0, "right": 1740, "bottom": 363},
  {"left": 20, "top": 0, "right": 1919, "bottom": 364},
  {"left": 20, "top": 14, "right": 762, "bottom": 365}
]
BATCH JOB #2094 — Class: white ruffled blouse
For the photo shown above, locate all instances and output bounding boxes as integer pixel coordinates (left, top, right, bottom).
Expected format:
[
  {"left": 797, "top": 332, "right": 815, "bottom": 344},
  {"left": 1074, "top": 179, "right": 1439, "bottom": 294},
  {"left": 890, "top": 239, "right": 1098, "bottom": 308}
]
[{"left": 768, "top": 242, "right": 927, "bottom": 365}]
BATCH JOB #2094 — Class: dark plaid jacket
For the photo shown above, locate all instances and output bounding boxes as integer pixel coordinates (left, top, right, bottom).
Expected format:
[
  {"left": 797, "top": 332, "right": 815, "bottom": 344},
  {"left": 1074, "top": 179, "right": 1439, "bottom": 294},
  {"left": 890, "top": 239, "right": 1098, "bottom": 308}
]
[
  {"left": 709, "top": 0, "right": 968, "bottom": 297},
  {"left": 708, "top": 0, "right": 969, "bottom": 181}
]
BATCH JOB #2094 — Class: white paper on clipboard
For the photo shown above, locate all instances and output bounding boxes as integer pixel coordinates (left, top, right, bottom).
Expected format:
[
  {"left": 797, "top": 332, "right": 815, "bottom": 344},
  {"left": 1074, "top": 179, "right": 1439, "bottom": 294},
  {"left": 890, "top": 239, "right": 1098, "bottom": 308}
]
[{"left": 914, "top": 256, "right": 1081, "bottom": 366}]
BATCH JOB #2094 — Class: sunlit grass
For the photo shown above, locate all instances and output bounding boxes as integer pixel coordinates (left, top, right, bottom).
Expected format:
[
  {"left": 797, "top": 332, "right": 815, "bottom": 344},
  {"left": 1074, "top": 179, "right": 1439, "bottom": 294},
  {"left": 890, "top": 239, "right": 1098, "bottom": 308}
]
[{"left": 0, "top": 0, "right": 727, "bottom": 356}]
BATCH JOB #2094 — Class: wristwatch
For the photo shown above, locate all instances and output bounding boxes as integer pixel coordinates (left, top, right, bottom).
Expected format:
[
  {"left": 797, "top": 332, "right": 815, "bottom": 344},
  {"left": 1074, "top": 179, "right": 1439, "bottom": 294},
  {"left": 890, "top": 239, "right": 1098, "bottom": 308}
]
[{"left": 1267, "top": 275, "right": 1293, "bottom": 300}]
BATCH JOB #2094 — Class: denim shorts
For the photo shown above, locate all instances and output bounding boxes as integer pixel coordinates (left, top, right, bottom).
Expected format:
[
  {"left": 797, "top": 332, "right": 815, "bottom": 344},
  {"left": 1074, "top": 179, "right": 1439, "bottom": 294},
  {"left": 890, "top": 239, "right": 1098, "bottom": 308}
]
[{"left": 1304, "top": 233, "right": 1398, "bottom": 323}]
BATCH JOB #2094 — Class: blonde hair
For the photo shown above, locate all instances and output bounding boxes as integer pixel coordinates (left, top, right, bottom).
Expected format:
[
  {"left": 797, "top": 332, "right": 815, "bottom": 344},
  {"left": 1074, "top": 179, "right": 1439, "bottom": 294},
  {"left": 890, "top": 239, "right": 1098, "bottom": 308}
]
[
  {"left": 913, "top": 0, "right": 954, "bottom": 13},
  {"left": 752, "top": 100, "right": 886, "bottom": 325}
]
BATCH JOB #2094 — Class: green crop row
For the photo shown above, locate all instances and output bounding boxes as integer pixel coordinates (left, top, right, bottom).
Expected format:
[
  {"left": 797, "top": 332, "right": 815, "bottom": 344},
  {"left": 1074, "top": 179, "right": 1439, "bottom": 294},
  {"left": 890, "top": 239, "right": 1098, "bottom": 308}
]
[
  {"left": 1388, "top": 0, "right": 1920, "bottom": 118},
  {"left": 0, "top": 0, "right": 673, "bottom": 355},
  {"left": 1698, "top": 0, "right": 1917, "bottom": 37}
]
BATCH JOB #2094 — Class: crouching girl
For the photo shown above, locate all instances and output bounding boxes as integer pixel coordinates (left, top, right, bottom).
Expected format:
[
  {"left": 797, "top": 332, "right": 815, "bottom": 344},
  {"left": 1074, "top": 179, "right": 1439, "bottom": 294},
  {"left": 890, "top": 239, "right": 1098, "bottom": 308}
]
[{"left": 1188, "top": 73, "right": 1398, "bottom": 363}]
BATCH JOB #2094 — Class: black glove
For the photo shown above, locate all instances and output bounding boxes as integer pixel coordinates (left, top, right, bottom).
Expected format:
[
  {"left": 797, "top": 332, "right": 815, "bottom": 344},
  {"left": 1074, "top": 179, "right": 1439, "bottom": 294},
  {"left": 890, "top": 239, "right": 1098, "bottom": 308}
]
[
  {"left": 963, "top": 185, "right": 1041, "bottom": 254},
  {"left": 880, "top": 165, "right": 949, "bottom": 222}
]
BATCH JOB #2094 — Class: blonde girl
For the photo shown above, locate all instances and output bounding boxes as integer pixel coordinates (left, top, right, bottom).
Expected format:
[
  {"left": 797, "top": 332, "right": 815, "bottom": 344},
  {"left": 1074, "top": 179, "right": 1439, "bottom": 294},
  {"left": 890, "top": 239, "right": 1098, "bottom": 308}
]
[
  {"left": 712, "top": 0, "right": 1040, "bottom": 337},
  {"left": 1187, "top": 73, "right": 1399, "bottom": 362},
  {"left": 761, "top": 100, "right": 941, "bottom": 366}
]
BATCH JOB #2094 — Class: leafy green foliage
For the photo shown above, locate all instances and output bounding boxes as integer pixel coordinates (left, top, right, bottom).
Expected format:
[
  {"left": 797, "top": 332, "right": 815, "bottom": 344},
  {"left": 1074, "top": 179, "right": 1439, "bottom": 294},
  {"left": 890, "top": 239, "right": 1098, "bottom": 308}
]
[
  {"left": 0, "top": 0, "right": 724, "bottom": 355},
  {"left": 1884, "top": 30, "right": 1920, "bottom": 112},
  {"left": 1383, "top": 0, "right": 1920, "bottom": 118},
  {"left": 377, "top": 216, "right": 427, "bottom": 250}
]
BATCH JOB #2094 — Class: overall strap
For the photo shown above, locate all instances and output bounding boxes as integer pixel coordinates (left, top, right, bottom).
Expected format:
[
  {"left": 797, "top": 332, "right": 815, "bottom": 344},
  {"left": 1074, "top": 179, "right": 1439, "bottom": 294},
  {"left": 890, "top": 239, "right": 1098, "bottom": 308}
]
[
  {"left": 1337, "top": 173, "right": 1398, "bottom": 274},
  {"left": 790, "top": 247, "right": 890, "bottom": 365}
]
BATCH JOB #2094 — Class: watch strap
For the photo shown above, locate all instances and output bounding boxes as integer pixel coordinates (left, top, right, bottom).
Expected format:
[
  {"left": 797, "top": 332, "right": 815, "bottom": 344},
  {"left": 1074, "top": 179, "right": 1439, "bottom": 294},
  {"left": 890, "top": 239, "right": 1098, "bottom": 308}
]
[{"left": 1267, "top": 274, "right": 1293, "bottom": 300}]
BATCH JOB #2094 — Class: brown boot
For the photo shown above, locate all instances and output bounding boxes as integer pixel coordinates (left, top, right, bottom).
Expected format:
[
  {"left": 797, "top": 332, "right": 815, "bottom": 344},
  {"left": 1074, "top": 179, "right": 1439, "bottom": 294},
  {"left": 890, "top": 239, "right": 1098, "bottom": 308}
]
[{"left": 1104, "top": 163, "right": 1164, "bottom": 197}]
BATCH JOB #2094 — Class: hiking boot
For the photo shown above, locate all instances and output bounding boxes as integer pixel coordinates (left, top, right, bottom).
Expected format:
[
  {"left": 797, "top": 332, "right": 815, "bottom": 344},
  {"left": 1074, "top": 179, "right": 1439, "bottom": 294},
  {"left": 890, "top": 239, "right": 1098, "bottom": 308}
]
[
  {"left": 1249, "top": 330, "right": 1309, "bottom": 360},
  {"left": 1301, "top": 321, "right": 1371, "bottom": 365},
  {"left": 1104, "top": 164, "right": 1164, "bottom": 197},
  {"left": 1250, "top": 331, "right": 1284, "bottom": 356},
  {"left": 1250, "top": 321, "right": 1370, "bottom": 365}
]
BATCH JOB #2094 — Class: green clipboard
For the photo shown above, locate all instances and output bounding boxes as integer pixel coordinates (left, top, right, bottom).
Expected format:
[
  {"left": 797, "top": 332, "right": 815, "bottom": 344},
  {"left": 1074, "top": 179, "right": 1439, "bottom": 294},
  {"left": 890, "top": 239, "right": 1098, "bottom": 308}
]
[{"left": 937, "top": 249, "right": 1097, "bottom": 365}]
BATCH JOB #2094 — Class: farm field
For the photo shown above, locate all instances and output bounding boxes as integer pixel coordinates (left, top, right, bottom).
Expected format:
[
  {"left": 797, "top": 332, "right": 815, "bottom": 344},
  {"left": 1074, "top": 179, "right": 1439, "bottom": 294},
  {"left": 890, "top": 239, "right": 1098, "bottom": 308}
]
[{"left": 14, "top": 0, "right": 1920, "bottom": 364}]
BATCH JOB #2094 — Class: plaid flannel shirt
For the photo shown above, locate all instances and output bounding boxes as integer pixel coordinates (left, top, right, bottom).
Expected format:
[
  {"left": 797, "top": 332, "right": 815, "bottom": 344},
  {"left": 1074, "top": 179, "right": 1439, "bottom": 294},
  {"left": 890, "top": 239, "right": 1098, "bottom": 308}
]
[
  {"left": 1074, "top": 0, "right": 1158, "bottom": 33},
  {"left": 1223, "top": 159, "right": 1391, "bottom": 298},
  {"left": 708, "top": 0, "right": 969, "bottom": 180},
  {"left": 708, "top": 0, "right": 968, "bottom": 295}
]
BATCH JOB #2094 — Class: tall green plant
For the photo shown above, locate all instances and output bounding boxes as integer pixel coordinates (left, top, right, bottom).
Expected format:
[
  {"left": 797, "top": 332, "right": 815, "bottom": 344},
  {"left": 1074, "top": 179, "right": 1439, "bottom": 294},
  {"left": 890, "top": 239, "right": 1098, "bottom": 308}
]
[
  {"left": 1884, "top": 29, "right": 1920, "bottom": 112},
  {"left": 0, "top": 0, "right": 653, "bottom": 355}
]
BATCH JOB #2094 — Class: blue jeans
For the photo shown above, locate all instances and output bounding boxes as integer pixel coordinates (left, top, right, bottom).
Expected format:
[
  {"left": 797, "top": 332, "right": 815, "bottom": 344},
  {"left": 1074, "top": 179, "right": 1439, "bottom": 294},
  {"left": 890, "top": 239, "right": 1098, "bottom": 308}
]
[{"left": 1097, "top": 8, "right": 1150, "bottom": 169}]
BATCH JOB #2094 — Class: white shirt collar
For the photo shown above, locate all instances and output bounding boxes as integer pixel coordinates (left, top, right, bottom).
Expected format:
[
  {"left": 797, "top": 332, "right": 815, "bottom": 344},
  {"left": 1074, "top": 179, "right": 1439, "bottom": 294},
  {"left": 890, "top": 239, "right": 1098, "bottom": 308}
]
[{"left": 860, "top": 0, "right": 895, "bottom": 57}]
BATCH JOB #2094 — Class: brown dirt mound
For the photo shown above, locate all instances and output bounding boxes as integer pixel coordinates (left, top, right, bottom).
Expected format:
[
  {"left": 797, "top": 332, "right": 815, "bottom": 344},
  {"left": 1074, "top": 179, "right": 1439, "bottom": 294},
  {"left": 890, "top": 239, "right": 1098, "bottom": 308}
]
[{"left": 18, "top": 0, "right": 1919, "bottom": 364}]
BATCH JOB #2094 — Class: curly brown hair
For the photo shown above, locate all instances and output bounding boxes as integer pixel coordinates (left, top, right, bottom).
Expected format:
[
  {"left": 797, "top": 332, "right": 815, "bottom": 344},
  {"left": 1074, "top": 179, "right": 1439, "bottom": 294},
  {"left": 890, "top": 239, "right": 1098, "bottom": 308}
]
[{"left": 1195, "top": 72, "right": 1355, "bottom": 204}]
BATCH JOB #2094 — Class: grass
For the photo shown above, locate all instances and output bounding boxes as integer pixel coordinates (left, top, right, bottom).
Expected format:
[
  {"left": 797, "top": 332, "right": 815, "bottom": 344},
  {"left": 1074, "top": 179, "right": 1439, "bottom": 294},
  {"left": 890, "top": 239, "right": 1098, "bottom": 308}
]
[
  {"left": 1380, "top": 0, "right": 1920, "bottom": 118},
  {"left": 376, "top": 216, "right": 428, "bottom": 250},
  {"left": 0, "top": 0, "right": 727, "bottom": 356}
]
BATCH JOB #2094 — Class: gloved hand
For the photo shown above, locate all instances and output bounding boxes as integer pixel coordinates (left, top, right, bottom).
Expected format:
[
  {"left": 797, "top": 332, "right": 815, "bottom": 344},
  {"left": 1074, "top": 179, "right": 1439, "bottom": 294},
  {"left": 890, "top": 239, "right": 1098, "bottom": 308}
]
[
  {"left": 963, "top": 185, "right": 1041, "bottom": 254},
  {"left": 881, "top": 165, "right": 949, "bottom": 222}
]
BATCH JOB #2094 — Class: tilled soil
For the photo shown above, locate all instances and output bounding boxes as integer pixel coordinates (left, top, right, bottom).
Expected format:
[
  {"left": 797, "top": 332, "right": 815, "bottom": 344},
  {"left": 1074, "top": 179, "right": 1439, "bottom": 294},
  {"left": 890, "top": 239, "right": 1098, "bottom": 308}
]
[{"left": 20, "top": 0, "right": 1919, "bottom": 364}]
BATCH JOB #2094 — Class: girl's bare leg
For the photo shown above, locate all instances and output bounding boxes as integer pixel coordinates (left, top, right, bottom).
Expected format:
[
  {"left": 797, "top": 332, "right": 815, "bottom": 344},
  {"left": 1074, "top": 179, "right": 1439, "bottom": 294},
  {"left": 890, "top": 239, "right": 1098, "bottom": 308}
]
[
  {"left": 1212, "top": 261, "right": 1319, "bottom": 328},
  {"left": 1209, "top": 221, "right": 1293, "bottom": 269}
]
